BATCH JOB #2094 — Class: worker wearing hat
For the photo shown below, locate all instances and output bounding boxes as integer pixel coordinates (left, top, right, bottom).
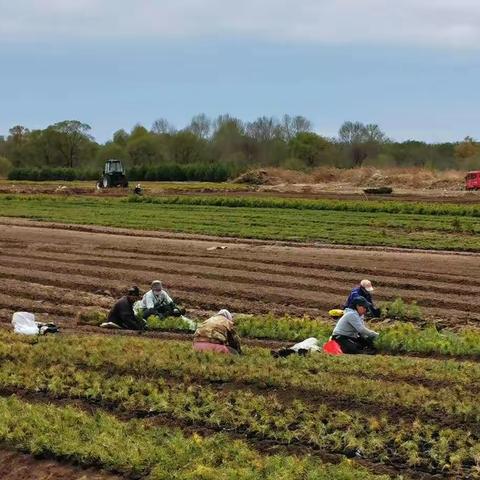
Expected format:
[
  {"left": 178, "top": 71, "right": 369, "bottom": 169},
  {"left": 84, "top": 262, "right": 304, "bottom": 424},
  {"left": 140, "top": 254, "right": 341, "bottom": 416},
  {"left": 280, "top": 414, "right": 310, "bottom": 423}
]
[
  {"left": 141, "top": 280, "right": 184, "bottom": 320},
  {"left": 332, "top": 296, "right": 379, "bottom": 354},
  {"left": 344, "top": 279, "right": 381, "bottom": 318}
]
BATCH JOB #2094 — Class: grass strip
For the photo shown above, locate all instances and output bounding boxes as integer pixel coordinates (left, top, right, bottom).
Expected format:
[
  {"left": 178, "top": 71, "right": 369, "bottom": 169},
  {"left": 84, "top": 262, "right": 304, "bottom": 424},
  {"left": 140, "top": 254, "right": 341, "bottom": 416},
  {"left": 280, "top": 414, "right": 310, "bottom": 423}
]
[
  {"left": 127, "top": 194, "right": 480, "bottom": 217},
  {"left": 1, "top": 333, "right": 480, "bottom": 425},
  {"left": 81, "top": 310, "right": 480, "bottom": 358},
  {"left": 2, "top": 194, "right": 480, "bottom": 250},
  {"left": 0, "top": 359, "right": 478, "bottom": 475},
  {"left": 0, "top": 395, "right": 393, "bottom": 480},
  {"left": 2, "top": 329, "right": 480, "bottom": 388}
]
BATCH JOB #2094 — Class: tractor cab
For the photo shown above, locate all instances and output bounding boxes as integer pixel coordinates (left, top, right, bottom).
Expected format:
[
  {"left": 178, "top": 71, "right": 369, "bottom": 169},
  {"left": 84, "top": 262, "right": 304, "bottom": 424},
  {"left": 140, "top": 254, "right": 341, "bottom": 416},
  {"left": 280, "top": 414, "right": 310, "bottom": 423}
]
[
  {"left": 97, "top": 159, "right": 128, "bottom": 188},
  {"left": 465, "top": 171, "right": 480, "bottom": 191},
  {"left": 104, "top": 160, "right": 125, "bottom": 175}
]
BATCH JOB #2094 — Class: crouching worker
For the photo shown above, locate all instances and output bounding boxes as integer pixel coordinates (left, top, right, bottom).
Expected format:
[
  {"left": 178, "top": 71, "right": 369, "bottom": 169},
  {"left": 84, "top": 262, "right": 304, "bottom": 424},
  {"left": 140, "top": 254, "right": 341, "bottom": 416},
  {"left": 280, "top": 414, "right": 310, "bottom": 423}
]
[
  {"left": 193, "top": 309, "right": 242, "bottom": 355},
  {"left": 344, "top": 279, "right": 381, "bottom": 318},
  {"left": 332, "top": 297, "right": 379, "bottom": 354},
  {"left": 142, "top": 280, "right": 185, "bottom": 320},
  {"left": 107, "top": 286, "right": 145, "bottom": 330}
]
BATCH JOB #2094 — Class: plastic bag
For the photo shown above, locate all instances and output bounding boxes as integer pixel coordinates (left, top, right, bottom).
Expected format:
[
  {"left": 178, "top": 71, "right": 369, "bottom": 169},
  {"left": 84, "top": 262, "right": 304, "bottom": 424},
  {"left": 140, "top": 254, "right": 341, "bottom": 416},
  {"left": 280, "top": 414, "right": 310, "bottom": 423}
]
[
  {"left": 181, "top": 315, "right": 197, "bottom": 331},
  {"left": 290, "top": 337, "right": 321, "bottom": 353},
  {"left": 12, "top": 312, "right": 40, "bottom": 336},
  {"left": 323, "top": 339, "right": 343, "bottom": 355}
]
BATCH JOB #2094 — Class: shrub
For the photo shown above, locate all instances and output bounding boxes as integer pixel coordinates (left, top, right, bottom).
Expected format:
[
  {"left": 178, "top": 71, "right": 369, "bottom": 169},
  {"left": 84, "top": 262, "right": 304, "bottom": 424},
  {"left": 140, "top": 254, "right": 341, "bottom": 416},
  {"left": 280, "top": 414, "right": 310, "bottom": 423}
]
[
  {"left": 381, "top": 297, "right": 423, "bottom": 321},
  {"left": 8, "top": 167, "right": 98, "bottom": 181},
  {"left": 77, "top": 309, "right": 107, "bottom": 326},
  {"left": 128, "top": 163, "right": 238, "bottom": 182},
  {"left": 0, "top": 156, "right": 13, "bottom": 178},
  {"left": 146, "top": 315, "right": 195, "bottom": 331}
]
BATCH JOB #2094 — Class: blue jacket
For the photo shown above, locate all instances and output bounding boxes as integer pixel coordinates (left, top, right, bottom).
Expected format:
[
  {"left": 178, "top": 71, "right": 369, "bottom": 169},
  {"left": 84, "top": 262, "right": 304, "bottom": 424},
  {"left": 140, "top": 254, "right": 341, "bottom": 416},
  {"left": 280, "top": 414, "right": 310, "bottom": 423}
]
[{"left": 344, "top": 286, "right": 376, "bottom": 313}]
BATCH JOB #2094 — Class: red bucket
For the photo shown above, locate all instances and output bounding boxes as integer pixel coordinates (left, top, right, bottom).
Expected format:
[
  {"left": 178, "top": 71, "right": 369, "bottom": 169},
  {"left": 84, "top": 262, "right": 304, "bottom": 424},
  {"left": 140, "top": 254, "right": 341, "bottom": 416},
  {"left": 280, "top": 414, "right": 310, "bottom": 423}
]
[{"left": 323, "top": 339, "right": 343, "bottom": 355}]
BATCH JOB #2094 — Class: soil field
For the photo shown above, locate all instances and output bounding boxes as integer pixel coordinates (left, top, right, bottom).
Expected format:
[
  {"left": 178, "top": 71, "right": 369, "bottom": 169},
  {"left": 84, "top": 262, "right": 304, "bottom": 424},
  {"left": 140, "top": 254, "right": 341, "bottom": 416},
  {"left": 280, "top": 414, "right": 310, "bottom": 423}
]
[
  {"left": 1, "top": 217, "right": 479, "bottom": 330},
  {"left": 2, "top": 180, "right": 480, "bottom": 203},
  {"left": 0, "top": 450, "right": 122, "bottom": 480},
  {"left": 2, "top": 219, "right": 480, "bottom": 478}
]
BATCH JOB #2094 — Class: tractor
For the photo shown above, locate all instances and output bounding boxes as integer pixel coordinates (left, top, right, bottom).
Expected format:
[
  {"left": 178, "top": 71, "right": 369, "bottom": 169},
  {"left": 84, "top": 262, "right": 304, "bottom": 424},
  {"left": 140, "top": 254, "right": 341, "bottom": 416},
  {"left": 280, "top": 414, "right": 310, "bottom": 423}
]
[{"left": 97, "top": 159, "right": 128, "bottom": 188}]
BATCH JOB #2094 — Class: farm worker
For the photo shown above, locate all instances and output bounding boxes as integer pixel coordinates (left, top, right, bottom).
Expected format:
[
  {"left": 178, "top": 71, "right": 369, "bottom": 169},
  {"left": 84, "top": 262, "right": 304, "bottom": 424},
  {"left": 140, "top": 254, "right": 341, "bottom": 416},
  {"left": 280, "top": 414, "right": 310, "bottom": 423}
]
[
  {"left": 193, "top": 309, "right": 242, "bottom": 355},
  {"left": 107, "top": 286, "right": 145, "bottom": 331},
  {"left": 344, "top": 279, "right": 381, "bottom": 317},
  {"left": 141, "top": 280, "right": 184, "bottom": 319},
  {"left": 332, "top": 297, "right": 379, "bottom": 354}
]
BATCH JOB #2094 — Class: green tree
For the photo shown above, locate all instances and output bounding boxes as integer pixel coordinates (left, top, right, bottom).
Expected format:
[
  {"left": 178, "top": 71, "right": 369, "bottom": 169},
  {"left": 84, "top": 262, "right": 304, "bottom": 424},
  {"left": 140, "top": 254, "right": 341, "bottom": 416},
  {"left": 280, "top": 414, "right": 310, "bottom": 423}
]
[
  {"left": 127, "top": 135, "right": 158, "bottom": 166},
  {"left": 289, "top": 132, "right": 330, "bottom": 168},
  {"left": 212, "top": 115, "right": 250, "bottom": 163},
  {"left": 50, "top": 120, "right": 94, "bottom": 168},
  {"left": 96, "top": 142, "right": 128, "bottom": 166},
  {"left": 169, "top": 131, "right": 207, "bottom": 164},
  {"left": 130, "top": 124, "right": 149, "bottom": 140},
  {"left": 455, "top": 137, "right": 479, "bottom": 160},
  {"left": 0, "top": 156, "right": 12, "bottom": 177},
  {"left": 113, "top": 129, "right": 129, "bottom": 146}
]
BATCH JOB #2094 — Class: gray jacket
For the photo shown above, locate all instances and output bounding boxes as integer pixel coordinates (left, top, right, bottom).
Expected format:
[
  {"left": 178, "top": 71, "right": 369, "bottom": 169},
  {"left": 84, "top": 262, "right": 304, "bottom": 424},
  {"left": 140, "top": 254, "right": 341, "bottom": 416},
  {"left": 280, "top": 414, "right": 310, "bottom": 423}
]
[{"left": 332, "top": 308, "right": 379, "bottom": 339}]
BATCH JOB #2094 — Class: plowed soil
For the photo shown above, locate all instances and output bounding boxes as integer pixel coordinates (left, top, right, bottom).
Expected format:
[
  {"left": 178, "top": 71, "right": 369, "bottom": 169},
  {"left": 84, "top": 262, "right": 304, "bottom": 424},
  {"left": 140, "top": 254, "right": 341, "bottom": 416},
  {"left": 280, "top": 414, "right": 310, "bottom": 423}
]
[
  {"left": 1, "top": 217, "right": 479, "bottom": 330},
  {"left": 0, "top": 449, "right": 122, "bottom": 480}
]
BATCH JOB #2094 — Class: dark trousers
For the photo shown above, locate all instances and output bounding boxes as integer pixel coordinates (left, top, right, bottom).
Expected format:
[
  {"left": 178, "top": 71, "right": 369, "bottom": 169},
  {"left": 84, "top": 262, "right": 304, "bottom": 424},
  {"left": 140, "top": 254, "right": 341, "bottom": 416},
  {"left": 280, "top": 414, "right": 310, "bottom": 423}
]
[
  {"left": 116, "top": 317, "right": 145, "bottom": 331},
  {"left": 332, "top": 335, "right": 376, "bottom": 354}
]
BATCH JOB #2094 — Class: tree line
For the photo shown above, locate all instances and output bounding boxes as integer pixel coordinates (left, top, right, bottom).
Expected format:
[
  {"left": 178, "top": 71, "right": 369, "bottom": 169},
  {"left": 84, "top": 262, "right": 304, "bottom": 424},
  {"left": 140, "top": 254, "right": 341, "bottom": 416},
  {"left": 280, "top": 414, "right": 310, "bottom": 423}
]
[{"left": 0, "top": 115, "right": 479, "bottom": 180}]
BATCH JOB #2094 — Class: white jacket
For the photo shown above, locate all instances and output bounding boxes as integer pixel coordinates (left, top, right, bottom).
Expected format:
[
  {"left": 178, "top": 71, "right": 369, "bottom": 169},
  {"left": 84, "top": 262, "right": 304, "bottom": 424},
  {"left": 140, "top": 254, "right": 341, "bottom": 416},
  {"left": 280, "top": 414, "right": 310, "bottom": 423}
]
[{"left": 141, "top": 289, "right": 174, "bottom": 309}]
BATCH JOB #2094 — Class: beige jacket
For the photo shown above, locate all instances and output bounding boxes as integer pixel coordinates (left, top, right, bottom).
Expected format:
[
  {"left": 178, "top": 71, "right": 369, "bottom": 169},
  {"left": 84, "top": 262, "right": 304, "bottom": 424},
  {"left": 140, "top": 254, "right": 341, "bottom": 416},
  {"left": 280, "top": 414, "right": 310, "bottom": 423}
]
[{"left": 194, "top": 314, "right": 241, "bottom": 353}]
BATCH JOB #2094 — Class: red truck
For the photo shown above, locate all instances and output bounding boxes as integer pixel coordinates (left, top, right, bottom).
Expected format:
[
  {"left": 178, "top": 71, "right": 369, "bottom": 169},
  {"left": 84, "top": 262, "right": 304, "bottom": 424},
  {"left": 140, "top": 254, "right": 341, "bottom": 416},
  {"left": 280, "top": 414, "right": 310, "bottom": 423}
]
[{"left": 465, "top": 171, "right": 480, "bottom": 190}]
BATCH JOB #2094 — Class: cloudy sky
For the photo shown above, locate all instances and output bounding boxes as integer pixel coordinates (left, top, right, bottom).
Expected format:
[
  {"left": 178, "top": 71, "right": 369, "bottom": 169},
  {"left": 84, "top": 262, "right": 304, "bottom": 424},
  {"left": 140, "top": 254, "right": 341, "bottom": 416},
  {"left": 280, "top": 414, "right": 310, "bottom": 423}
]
[{"left": 1, "top": 0, "right": 479, "bottom": 142}]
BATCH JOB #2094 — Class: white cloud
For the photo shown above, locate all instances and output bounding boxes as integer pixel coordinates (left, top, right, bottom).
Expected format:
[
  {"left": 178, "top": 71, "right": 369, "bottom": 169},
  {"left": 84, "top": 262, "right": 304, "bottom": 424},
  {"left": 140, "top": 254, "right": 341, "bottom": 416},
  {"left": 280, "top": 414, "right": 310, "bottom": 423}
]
[{"left": 1, "top": 0, "right": 479, "bottom": 48}]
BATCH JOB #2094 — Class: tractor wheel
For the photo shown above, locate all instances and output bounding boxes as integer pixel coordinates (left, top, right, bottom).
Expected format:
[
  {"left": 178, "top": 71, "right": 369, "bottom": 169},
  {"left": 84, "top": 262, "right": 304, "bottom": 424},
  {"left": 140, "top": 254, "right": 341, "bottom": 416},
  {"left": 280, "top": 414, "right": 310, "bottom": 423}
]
[{"left": 102, "top": 176, "right": 110, "bottom": 188}]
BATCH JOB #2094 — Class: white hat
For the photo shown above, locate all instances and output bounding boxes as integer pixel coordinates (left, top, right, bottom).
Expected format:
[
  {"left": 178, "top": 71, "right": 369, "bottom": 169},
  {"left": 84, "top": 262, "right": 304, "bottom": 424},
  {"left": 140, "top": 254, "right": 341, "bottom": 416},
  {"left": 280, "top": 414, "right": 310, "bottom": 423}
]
[
  {"left": 218, "top": 309, "right": 233, "bottom": 322},
  {"left": 151, "top": 280, "right": 163, "bottom": 289},
  {"left": 360, "top": 279, "right": 374, "bottom": 292}
]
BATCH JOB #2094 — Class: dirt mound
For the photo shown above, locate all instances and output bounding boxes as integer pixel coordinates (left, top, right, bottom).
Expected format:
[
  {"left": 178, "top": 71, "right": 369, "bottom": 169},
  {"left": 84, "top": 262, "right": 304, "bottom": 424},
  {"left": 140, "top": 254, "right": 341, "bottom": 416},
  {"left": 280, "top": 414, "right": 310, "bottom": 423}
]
[
  {"left": 312, "top": 167, "right": 464, "bottom": 190},
  {"left": 233, "top": 168, "right": 310, "bottom": 185},
  {"left": 234, "top": 167, "right": 465, "bottom": 190}
]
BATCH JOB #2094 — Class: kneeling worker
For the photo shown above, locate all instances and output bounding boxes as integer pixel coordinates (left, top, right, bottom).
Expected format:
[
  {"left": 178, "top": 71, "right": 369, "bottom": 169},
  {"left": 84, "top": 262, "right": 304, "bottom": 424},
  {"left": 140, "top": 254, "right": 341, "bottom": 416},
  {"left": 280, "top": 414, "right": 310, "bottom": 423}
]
[
  {"left": 193, "top": 309, "right": 242, "bottom": 355},
  {"left": 142, "top": 280, "right": 184, "bottom": 319},
  {"left": 107, "top": 286, "right": 145, "bottom": 331},
  {"left": 332, "top": 297, "right": 379, "bottom": 354}
]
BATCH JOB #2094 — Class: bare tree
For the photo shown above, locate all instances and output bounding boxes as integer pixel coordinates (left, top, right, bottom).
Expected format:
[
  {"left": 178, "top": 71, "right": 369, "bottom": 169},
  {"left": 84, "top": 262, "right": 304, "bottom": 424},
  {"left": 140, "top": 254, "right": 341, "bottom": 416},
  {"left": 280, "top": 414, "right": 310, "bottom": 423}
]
[
  {"left": 8, "top": 125, "right": 30, "bottom": 144},
  {"left": 281, "top": 115, "right": 312, "bottom": 141},
  {"left": 188, "top": 113, "right": 211, "bottom": 139},
  {"left": 151, "top": 118, "right": 175, "bottom": 135},
  {"left": 338, "top": 121, "right": 388, "bottom": 167},
  {"left": 246, "top": 116, "right": 281, "bottom": 142}
]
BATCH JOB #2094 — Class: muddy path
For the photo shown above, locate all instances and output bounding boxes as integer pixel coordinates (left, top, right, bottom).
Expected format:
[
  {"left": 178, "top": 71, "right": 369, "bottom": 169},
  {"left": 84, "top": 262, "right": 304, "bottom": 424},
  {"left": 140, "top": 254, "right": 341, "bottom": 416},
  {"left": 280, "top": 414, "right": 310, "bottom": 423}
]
[{"left": 0, "top": 219, "right": 479, "bottom": 328}]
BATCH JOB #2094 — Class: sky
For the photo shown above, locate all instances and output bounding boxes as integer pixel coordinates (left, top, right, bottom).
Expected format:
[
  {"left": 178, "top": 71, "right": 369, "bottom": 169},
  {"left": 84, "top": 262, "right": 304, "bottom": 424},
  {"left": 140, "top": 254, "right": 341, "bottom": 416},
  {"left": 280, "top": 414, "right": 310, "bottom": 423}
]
[{"left": 0, "top": 0, "right": 479, "bottom": 143}]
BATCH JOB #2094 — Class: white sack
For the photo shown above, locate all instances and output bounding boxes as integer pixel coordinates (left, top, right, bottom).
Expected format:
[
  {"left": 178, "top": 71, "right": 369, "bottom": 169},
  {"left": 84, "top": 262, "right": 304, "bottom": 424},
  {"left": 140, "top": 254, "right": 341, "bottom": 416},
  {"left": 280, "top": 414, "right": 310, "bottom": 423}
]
[{"left": 12, "top": 312, "right": 40, "bottom": 336}]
